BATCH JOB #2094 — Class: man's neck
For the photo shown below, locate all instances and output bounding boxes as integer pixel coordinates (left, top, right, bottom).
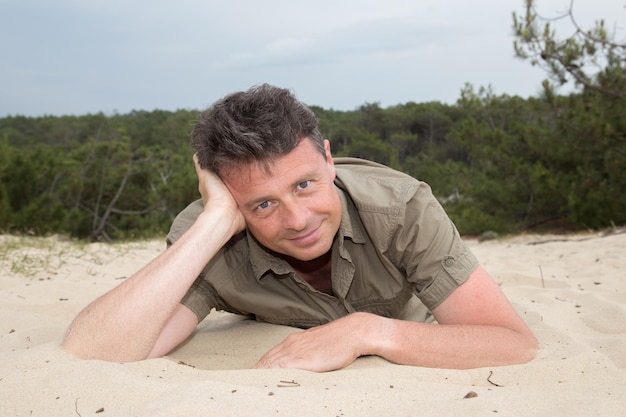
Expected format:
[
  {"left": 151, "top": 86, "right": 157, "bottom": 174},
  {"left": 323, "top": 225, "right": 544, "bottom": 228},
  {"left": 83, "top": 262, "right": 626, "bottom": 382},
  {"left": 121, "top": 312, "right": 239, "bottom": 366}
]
[
  {"left": 283, "top": 251, "right": 333, "bottom": 295},
  {"left": 283, "top": 251, "right": 331, "bottom": 273}
]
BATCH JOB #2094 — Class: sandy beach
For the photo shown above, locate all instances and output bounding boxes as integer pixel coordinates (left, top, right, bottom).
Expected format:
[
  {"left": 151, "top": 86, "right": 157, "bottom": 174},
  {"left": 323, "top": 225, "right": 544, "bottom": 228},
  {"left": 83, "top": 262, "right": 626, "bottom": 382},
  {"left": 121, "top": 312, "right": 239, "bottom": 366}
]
[{"left": 1, "top": 231, "right": 625, "bottom": 416}]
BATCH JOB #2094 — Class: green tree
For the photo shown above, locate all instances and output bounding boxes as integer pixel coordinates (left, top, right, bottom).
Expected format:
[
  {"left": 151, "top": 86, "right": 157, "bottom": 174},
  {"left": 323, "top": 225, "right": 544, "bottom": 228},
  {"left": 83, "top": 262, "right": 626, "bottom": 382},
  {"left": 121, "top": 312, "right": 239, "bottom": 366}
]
[
  {"left": 0, "top": 135, "right": 14, "bottom": 229},
  {"left": 513, "top": 0, "right": 625, "bottom": 100},
  {"left": 512, "top": 0, "right": 626, "bottom": 229}
]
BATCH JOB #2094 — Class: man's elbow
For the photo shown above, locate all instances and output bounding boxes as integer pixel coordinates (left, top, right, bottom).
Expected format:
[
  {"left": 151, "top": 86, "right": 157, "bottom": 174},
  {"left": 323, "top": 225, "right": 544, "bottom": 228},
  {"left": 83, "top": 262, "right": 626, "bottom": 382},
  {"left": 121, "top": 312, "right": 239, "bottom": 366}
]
[
  {"left": 61, "top": 333, "right": 151, "bottom": 363},
  {"left": 61, "top": 327, "right": 90, "bottom": 359},
  {"left": 61, "top": 337, "right": 100, "bottom": 361},
  {"left": 513, "top": 331, "right": 540, "bottom": 365}
]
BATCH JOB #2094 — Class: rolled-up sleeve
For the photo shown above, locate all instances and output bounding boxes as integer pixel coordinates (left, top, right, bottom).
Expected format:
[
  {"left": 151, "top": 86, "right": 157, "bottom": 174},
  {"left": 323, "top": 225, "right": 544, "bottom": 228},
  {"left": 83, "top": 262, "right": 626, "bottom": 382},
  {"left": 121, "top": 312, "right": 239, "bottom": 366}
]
[{"left": 392, "top": 182, "right": 478, "bottom": 310}]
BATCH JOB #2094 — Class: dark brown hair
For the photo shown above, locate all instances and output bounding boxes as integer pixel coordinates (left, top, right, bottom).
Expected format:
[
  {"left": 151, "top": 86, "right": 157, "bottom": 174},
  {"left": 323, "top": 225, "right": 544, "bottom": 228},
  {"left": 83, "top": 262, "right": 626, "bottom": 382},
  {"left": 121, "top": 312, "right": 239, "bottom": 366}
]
[{"left": 191, "top": 84, "right": 325, "bottom": 175}]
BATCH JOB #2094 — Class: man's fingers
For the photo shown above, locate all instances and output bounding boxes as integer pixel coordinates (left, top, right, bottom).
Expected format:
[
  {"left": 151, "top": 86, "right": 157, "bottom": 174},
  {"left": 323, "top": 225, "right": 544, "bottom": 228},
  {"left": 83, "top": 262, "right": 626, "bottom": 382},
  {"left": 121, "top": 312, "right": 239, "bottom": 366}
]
[{"left": 255, "top": 355, "right": 281, "bottom": 369}]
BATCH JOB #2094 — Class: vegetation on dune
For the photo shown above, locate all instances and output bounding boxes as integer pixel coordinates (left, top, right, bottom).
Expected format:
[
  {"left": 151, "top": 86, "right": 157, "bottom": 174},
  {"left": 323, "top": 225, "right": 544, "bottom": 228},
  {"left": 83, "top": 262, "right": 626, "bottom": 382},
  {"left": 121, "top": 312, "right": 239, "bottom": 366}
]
[{"left": 0, "top": 0, "right": 624, "bottom": 240}]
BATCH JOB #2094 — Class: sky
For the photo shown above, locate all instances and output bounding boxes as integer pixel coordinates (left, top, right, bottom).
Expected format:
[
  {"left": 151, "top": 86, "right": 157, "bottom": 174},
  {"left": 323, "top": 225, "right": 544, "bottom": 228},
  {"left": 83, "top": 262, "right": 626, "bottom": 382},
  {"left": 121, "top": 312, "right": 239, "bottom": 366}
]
[{"left": 1, "top": 0, "right": 624, "bottom": 117}]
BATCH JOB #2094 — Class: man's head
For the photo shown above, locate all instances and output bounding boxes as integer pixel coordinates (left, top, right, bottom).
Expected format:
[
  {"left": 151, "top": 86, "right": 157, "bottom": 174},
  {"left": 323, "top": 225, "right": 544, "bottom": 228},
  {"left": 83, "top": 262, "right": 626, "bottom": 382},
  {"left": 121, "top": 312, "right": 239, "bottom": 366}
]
[
  {"left": 192, "top": 84, "right": 325, "bottom": 176},
  {"left": 192, "top": 84, "right": 342, "bottom": 261}
]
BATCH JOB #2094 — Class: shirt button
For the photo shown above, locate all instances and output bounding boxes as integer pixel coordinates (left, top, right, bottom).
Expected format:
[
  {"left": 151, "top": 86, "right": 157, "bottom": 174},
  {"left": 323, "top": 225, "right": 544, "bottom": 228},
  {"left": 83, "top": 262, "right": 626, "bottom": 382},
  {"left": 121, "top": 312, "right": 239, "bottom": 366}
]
[{"left": 444, "top": 258, "right": 455, "bottom": 267}]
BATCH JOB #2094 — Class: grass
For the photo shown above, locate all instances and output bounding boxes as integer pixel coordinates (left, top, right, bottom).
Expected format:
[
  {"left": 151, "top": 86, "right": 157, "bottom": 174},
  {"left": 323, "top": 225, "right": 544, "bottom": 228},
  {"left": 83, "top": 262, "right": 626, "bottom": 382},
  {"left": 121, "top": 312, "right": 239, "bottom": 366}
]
[
  {"left": 0, "top": 234, "right": 160, "bottom": 279},
  {"left": 0, "top": 235, "right": 79, "bottom": 277}
]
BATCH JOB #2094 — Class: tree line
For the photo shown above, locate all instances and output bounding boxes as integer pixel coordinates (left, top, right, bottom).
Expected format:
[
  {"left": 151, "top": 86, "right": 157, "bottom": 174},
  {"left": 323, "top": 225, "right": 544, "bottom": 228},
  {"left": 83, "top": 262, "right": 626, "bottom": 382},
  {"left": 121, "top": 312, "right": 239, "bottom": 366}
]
[{"left": 1, "top": 0, "right": 624, "bottom": 240}]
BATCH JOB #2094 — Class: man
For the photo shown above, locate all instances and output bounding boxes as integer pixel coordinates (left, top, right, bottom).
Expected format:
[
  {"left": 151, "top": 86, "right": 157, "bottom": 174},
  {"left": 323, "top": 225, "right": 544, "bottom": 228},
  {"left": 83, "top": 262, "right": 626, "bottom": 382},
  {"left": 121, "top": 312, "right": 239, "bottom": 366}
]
[{"left": 62, "top": 84, "right": 538, "bottom": 372}]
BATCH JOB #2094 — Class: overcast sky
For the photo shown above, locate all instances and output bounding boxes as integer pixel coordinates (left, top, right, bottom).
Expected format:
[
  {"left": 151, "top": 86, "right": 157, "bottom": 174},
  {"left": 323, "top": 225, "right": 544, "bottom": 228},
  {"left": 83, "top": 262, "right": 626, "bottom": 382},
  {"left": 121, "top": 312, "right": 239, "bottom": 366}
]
[{"left": 1, "top": 0, "right": 623, "bottom": 117}]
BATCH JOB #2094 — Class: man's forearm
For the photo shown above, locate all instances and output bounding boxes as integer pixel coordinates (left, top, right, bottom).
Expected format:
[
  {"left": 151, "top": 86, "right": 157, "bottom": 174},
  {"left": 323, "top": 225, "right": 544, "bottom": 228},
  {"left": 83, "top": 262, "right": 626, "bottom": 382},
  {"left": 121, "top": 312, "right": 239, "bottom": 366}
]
[
  {"left": 62, "top": 209, "right": 239, "bottom": 362},
  {"left": 360, "top": 313, "right": 538, "bottom": 369}
]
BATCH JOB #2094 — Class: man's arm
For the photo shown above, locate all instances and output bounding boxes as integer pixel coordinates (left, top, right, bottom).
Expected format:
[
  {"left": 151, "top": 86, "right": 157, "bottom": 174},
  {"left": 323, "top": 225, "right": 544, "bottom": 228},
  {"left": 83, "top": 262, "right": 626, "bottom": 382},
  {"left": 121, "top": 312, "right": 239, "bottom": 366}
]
[
  {"left": 147, "top": 303, "right": 199, "bottom": 359},
  {"left": 371, "top": 265, "right": 538, "bottom": 368},
  {"left": 255, "top": 265, "right": 538, "bottom": 371},
  {"left": 62, "top": 157, "right": 245, "bottom": 362}
]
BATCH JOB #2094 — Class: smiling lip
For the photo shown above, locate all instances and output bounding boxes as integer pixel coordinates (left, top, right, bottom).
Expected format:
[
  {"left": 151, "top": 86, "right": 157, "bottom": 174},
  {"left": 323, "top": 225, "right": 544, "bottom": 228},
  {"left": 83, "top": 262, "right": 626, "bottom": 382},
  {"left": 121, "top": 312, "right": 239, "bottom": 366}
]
[{"left": 286, "top": 225, "right": 321, "bottom": 247}]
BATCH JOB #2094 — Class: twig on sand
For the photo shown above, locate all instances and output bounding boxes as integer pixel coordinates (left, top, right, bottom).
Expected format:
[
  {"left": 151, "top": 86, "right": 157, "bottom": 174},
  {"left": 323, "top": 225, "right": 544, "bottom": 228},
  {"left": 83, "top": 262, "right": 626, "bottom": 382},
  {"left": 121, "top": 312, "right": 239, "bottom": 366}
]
[
  {"left": 487, "top": 371, "right": 503, "bottom": 387},
  {"left": 602, "top": 225, "right": 626, "bottom": 236},
  {"left": 74, "top": 398, "right": 82, "bottom": 417},
  {"left": 539, "top": 265, "right": 545, "bottom": 288},
  {"left": 277, "top": 380, "right": 300, "bottom": 387},
  {"left": 529, "top": 225, "right": 626, "bottom": 245},
  {"left": 528, "top": 237, "right": 591, "bottom": 245}
]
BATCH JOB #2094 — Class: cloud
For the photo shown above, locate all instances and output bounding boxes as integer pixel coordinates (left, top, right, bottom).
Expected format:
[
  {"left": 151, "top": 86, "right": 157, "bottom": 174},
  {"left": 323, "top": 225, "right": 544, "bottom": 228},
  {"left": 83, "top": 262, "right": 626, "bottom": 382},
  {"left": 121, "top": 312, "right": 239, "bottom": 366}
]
[
  {"left": 1, "top": 0, "right": 624, "bottom": 116},
  {"left": 216, "top": 12, "right": 462, "bottom": 73}
]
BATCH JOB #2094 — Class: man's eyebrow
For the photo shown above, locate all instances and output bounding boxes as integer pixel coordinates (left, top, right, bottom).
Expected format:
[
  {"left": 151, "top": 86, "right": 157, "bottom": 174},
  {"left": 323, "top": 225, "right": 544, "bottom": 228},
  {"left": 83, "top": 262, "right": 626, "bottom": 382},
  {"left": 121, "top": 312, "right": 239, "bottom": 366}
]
[
  {"left": 243, "top": 195, "right": 272, "bottom": 210},
  {"left": 289, "top": 171, "right": 318, "bottom": 188}
]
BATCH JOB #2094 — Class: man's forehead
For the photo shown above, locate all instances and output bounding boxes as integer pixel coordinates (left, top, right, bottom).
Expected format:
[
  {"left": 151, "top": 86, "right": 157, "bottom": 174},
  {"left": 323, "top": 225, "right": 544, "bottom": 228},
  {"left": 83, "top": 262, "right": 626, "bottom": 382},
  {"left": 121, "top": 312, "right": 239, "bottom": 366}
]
[
  {"left": 219, "top": 138, "right": 328, "bottom": 190},
  {"left": 220, "top": 158, "right": 276, "bottom": 183}
]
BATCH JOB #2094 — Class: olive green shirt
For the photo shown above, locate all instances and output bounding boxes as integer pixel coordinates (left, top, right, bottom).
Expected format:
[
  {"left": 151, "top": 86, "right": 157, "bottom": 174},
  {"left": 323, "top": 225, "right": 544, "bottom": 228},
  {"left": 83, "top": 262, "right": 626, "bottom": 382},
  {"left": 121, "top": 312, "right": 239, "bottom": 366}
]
[{"left": 166, "top": 157, "right": 479, "bottom": 328}]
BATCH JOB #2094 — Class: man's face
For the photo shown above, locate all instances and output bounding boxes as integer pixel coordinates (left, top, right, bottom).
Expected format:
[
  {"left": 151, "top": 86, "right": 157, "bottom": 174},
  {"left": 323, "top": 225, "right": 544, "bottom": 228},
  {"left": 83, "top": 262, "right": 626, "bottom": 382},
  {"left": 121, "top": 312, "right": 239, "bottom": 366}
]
[{"left": 221, "top": 138, "right": 342, "bottom": 261}]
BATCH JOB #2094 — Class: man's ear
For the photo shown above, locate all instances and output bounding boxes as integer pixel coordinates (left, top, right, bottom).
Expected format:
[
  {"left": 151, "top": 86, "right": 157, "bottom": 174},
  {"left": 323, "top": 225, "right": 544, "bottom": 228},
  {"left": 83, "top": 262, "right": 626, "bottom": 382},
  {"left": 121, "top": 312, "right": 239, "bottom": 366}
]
[
  {"left": 323, "top": 139, "right": 333, "bottom": 163},
  {"left": 323, "top": 139, "right": 336, "bottom": 177}
]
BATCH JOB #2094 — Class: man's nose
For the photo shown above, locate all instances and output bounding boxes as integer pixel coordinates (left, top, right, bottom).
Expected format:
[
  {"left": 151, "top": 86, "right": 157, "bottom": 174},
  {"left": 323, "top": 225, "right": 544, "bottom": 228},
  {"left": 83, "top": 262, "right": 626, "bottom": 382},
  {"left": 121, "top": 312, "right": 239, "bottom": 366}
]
[{"left": 282, "top": 199, "right": 307, "bottom": 231}]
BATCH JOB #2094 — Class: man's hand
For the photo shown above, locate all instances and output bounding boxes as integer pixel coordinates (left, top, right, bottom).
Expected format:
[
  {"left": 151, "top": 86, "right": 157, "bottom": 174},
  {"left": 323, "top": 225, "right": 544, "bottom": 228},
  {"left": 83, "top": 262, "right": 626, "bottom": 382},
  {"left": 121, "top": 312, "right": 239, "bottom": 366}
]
[
  {"left": 193, "top": 154, "right": 246, "bottom": 234},
  {"left": 254, "top": 313, "right": 378, "bottom": 372}
]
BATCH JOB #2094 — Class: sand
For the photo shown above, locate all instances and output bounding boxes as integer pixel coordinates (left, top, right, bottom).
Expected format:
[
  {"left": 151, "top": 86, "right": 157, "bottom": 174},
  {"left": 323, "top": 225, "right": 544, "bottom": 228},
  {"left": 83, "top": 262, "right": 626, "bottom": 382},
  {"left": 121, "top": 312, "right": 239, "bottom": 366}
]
[{"left": 1, "top": 232, "right": 625, "bottom": 416}]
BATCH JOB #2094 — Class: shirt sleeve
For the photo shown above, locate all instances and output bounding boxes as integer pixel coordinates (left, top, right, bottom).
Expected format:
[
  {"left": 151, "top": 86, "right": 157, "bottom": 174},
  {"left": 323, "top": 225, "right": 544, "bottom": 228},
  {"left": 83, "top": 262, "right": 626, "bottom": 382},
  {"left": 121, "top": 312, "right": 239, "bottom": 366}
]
[{"left": 391, "top": 182, "right": 479, "bottom": 310}]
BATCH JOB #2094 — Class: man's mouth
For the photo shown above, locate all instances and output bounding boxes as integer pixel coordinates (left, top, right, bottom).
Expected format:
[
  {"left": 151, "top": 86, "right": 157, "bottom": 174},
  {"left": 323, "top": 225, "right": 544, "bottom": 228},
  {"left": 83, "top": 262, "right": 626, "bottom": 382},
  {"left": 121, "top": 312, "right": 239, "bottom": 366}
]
[{"left": 286, "top": 224, "right": 321, "bottom": 246}]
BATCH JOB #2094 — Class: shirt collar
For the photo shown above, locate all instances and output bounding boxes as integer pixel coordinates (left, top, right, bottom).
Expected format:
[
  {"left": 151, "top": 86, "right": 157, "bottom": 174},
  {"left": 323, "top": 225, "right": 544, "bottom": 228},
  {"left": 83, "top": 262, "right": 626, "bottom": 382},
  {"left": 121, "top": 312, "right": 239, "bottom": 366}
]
[
  {"left": 336, "top": 186, "right": 366, "bottom": 245},
  {"left": 247, "top": 232, "right": 292, "bottom": 280}
]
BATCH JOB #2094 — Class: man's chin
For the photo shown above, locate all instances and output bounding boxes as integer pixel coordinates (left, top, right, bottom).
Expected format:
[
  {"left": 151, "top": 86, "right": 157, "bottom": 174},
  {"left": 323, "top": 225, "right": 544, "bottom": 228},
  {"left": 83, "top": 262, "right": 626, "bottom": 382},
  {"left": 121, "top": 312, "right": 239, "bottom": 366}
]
[{"left": 279, "top": 242, "right": 332, "bottom": 262}]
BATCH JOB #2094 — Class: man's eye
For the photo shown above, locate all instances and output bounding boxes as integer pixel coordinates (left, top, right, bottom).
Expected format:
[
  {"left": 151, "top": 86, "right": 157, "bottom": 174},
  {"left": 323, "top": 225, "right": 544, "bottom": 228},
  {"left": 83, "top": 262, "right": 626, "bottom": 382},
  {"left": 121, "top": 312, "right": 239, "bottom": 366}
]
[
  {"left": 298, "top": 181, "right": 310, "bottom": 189},
  {"left": 258, "top": 201, "right": 270, "bottom": 210}
]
